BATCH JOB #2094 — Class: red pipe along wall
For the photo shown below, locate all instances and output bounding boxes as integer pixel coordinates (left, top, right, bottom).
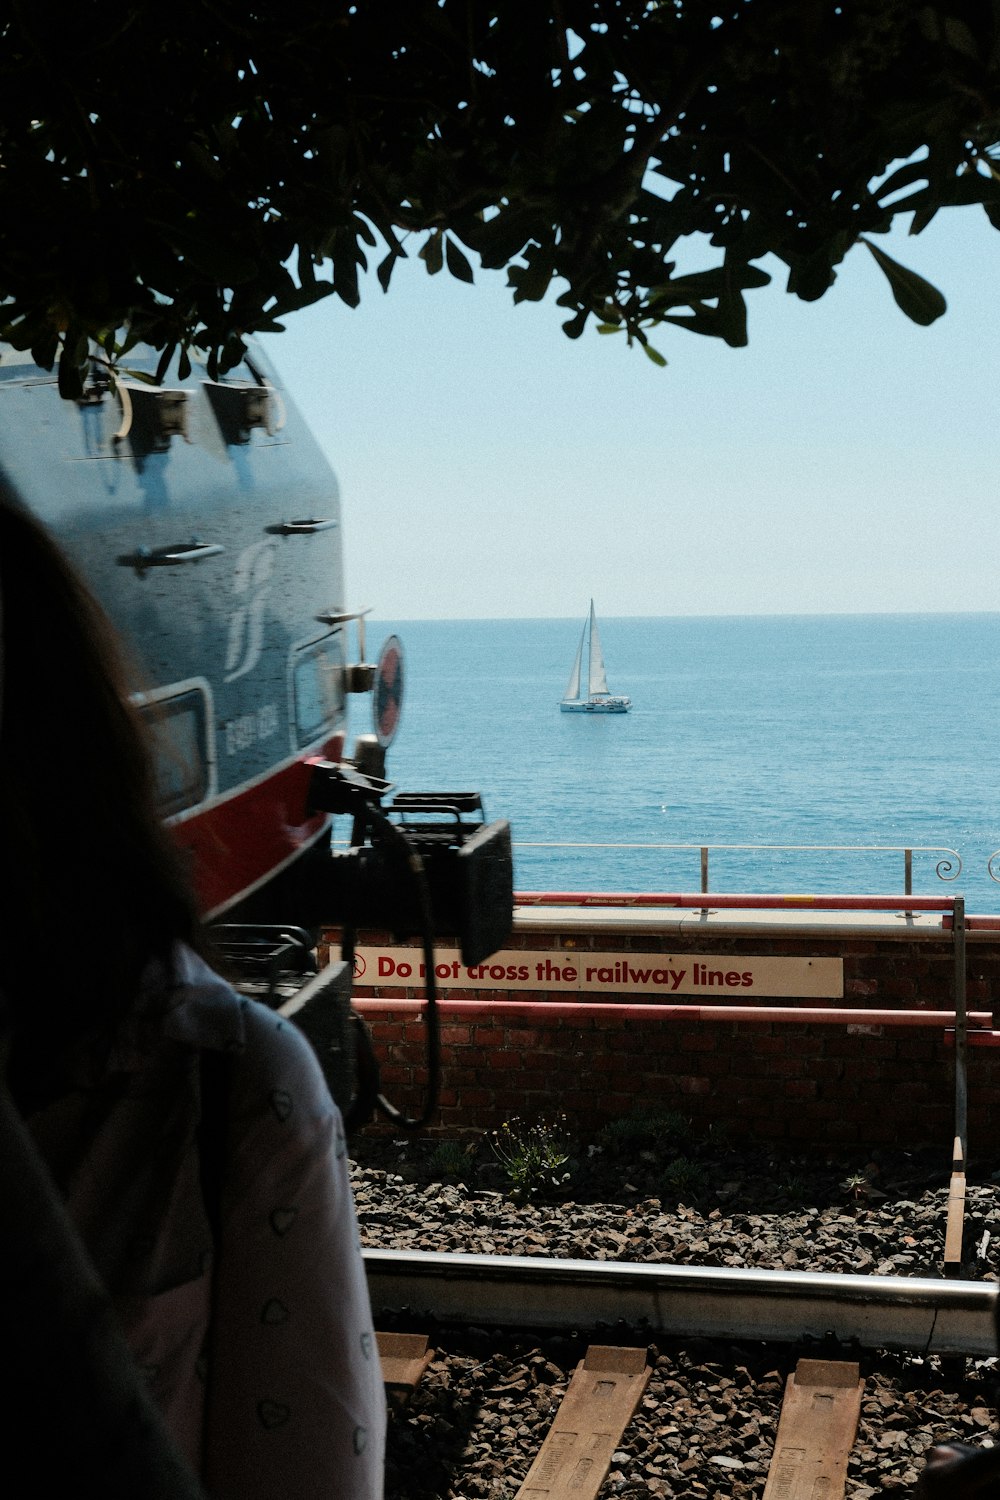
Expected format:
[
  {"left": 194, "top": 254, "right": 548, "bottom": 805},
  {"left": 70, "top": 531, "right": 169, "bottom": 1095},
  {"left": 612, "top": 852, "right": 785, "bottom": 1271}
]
[{"left": 324, "top": 904, "right": 1000, "bottom": 1151}]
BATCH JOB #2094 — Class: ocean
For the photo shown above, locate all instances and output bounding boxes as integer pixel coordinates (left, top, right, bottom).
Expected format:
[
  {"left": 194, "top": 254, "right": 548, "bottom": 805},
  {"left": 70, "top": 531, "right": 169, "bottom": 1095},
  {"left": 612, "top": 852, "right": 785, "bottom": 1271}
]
[{"left": 351, "top": 614, "right": 1000, "bottom": 914}]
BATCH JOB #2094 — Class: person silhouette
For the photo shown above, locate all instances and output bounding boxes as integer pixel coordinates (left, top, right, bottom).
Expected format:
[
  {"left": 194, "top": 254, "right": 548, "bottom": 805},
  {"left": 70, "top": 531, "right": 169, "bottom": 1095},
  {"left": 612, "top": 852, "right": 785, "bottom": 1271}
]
[{"left": 0, "top": 496, "right": 385, "bottom": 1496}]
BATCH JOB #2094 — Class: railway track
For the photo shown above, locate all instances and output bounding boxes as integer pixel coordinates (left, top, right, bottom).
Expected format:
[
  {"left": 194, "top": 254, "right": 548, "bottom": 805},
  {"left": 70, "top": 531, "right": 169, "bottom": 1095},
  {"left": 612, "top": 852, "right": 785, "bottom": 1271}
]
[
  {"left": 367, "top": 1254, "right": 1000, "bottom": 1500},
  {"left": 367, "top": 1252, "right": 1000, "bottom": 1498},
  {"left": 348, "top": 1064, "right": 1000, "bottom": 1492}
]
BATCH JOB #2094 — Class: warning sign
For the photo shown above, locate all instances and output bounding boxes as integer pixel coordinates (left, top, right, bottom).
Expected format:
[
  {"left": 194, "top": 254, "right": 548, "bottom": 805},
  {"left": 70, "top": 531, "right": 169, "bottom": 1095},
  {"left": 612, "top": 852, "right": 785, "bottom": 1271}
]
[{"left": 354, "top": 946, "right": 843, "bottom": 999}]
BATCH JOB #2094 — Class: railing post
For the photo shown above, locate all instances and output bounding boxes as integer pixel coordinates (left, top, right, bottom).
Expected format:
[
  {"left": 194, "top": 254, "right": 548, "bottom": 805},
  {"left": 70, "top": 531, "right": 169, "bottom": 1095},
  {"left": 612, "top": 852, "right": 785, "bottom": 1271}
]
[
  {"left": 944, "top": 896, "right": 969, "bottom": 1278},
  {"left": 700, "top": 846, "right": 709, "bottom": 893},
  {"left": 904, "top": 848, "right": 912, "bottom": 896},
  {"left": 954, "top": 896, "right": 967, "bottom": 1168}
]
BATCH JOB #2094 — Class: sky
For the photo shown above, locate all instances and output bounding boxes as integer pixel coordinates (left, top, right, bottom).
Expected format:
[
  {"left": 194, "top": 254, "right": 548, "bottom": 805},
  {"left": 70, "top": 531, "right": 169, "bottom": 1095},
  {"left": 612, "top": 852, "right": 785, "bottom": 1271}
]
[{"left": 262, "top": 206, "right": 1000, "bottom": 620}]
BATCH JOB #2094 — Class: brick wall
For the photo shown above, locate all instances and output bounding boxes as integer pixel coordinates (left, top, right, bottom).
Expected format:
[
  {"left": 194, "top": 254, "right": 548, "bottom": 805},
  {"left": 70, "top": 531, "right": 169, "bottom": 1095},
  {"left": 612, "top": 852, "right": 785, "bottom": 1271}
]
[{"left": 327, "top": 916, "right": 1000, "bottom": 1153}]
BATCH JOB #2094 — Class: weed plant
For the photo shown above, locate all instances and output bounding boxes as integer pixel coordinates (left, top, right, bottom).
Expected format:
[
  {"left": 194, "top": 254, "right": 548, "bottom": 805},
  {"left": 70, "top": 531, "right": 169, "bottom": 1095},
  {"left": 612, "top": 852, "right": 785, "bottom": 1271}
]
[
  {"left": 777, "top": 1174, "right": 811, "bottom": 1205},
  {"left": 428, "top": 1140, "right": 469, "bottom": 1181},
  {"left": 659, "top": 1155, "right": 707, "bottom": 1198},
  {"left": 489, "top": 1114, "right": 573, "bottom": 1200},
  {"left": 597, "top": 1107, "right": 691, "bottom": 1155}
]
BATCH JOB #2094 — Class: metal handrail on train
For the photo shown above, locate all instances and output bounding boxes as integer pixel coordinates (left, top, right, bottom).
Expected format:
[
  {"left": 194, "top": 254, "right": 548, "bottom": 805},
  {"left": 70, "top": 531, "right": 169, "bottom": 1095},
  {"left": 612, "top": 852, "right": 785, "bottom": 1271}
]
[{"left": 515, "top": 841, "right": 961, "bottom": 895}]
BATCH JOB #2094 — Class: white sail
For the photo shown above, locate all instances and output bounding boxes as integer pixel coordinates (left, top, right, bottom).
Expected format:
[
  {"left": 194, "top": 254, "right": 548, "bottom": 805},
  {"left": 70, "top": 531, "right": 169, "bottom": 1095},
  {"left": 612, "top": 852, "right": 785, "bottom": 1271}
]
[
  {"left": 564, "top": 623, "right": 585, "bottom": 701},
  {"left": 586, "top": 600, "right": 610, "bottom": 697}
]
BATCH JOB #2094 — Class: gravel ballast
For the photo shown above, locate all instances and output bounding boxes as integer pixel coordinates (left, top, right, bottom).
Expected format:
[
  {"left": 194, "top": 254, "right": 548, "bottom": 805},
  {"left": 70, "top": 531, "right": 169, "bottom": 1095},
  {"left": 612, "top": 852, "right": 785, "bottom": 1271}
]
[{"left": 351, "top": 1131, "right": 1000, "bottom": 1497}]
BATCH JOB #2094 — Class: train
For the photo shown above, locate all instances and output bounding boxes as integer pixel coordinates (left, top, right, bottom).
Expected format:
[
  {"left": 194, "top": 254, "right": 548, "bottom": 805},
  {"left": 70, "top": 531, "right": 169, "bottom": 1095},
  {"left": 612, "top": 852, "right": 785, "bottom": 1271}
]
[{"left": 0, "top": 337, "right": 512, "bottom": 1121}]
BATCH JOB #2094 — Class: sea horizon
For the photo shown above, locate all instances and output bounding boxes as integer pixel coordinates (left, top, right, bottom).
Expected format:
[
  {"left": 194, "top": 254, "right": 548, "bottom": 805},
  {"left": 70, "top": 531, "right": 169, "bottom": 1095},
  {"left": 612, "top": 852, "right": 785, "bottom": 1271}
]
[
  {"left": 352, "top": 614, "right": 1000, "bottom": 913},
  {"left": 367, "top": 608, "right": 1000, "bottom": 624}
]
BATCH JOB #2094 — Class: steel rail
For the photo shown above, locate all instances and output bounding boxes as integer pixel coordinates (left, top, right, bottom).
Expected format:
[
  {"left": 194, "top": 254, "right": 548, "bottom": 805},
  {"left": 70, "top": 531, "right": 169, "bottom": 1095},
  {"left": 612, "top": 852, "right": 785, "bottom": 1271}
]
[{"left": 363, "top": 1249, "right": 998, "bottom": 1358}]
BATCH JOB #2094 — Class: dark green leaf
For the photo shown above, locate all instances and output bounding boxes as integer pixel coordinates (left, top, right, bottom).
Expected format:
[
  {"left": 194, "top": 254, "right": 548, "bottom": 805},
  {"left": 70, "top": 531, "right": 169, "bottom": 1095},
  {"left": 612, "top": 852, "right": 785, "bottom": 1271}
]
[
  {"left": 119, "top": 368, "right": 162, "bottom": 386},
  {"left": 909, "top": 206, "right": 938, "bottom": 235},
  {"left": 333, "top": 252, "right": 360, "bottom": 308},
  {"left": 57, "top": 348, "right": 85, "bottom": 399},
  {"left": 718, "top": 257, "right": 749, "bottom": 348},
  {"left": 149, "top": 220, "right": 259, "bottom": 285},
  {"left": 468, "top": 210, "right": 542, "bottom": 268},
  {"left": 660, "top": 306, "right": 723, "bottom": 338},
  {"left": 786, "top": 248, "right": 839, "bottom": 303},
  {"left": 646, "top": 262, "right": 769, "bottom": 313},
  {"left": 942, "top": 16, "right": 980, "bottom": 60},
  {"left": 508, "top": 255, "right": 553, "bottom": 304},
  {"left": 155, "top": 342, "right": 176, "bottom": 385},
  {"left": 266, "top": 280, "right": 334, "bottom": 317},
  {"left": 420, "top": 232, "right": 444, "bottom": 276},
  {"left": 444, "top": 236, "right": 474, "bottom": 284},
  {"left": 561, "top": 305, "right": 588, "bottom": 339},
  {"left": 354, "top": 214, "right": 377, "bottom": 248},
  {"left": 862, "top": 238, "right": 947, "bottom": 326},
  {"left": 30, "top": 328, "right": 59, "bottom": 370},
  {"left": 875, "top": 158, "right": 934, "bottom": 204}
]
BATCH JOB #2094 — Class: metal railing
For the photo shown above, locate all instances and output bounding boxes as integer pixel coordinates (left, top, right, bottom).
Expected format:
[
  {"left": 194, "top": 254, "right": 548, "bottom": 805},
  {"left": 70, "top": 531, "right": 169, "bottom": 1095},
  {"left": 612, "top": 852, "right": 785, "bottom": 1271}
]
[{"left": 516, "top": 842, "right": 962, "bottom": 895}]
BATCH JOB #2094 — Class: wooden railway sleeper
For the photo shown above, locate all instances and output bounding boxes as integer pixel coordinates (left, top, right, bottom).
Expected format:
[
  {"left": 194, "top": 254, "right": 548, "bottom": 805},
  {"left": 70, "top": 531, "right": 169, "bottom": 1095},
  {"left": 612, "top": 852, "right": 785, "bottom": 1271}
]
[
  {"left": 512, "top": 1345, "right": 651, "bottom": 1500},
  {"left": 377, "top": 1331, "right": 436, "bottom": 1409},
  {"left": 762, "top": 1359, "right": 863, "bottom": 1500}
]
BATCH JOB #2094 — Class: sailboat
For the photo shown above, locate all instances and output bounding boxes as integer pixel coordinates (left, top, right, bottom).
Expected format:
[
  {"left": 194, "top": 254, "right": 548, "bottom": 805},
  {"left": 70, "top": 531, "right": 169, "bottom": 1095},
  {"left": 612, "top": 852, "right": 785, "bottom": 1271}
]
[{"left": 560, "top": 600, "right": 631, "bottom": 713}]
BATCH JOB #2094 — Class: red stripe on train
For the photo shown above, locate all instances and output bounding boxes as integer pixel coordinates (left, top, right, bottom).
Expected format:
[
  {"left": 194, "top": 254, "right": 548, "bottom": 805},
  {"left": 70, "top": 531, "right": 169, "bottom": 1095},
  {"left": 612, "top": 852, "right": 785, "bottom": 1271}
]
[{"left": 174, "top": 736, "right": 344, "bottom": 916}]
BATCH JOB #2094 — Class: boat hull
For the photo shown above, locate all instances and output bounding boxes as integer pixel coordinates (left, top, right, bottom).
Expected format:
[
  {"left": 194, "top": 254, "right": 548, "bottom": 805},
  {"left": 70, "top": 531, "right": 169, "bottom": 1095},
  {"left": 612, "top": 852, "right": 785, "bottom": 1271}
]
[{"left": 560, "top": 697, "right": 631, "bottom": 713}]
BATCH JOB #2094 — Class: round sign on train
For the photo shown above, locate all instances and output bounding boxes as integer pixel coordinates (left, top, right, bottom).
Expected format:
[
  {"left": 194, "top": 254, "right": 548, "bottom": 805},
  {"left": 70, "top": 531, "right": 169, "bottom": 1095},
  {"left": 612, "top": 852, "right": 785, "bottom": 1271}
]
[{"left": 373, "top": 634, "right": 404, "bottom": 747}]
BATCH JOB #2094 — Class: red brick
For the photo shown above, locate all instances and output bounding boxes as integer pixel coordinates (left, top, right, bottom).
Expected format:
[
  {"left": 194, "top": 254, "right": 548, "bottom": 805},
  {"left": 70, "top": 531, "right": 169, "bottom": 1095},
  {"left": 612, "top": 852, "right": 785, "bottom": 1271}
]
[
  {"left": 893, "top": 1036, "right": 940, "bottom": 1062},
  {"left": 688, "top": 1051, "right": 733, "bottom": 1077},
  {"left": 761, "top": 1055, "right": 808, "bottom": 1078},
  {"left": 365, "top": 1021, "right": 405, "bottom": 1043},
  {"left": 439, "top": 1024, "right": 473, "bottom": 1046},
  {"left": 675, "top": 1031, "right": 718, "bottom": 1053},
  {"left": 782, "top": 1078, "right": 819, "bottom": 1099},
  {"left": 454, "top": 1087, "right": 495, "bottom": 1109},
  {"left": 505, "top": 1027, "right": 543, "bottom": 1048},
  {"left": 742, "top": 1033, "right": 786, "bottom": 1054},
  {"left": 675, "top": 1076, "right": 711, "bottom": 1096},
  {"left": 376, "top": 1063, "right": 413, "bottom": 1085}
]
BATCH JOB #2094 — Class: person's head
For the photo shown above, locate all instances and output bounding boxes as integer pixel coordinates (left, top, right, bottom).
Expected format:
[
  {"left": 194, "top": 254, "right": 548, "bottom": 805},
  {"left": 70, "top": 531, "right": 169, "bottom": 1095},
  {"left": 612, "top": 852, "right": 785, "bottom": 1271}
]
[{"left": 0, "top": 493, "right": 201, "bottom": 1090}]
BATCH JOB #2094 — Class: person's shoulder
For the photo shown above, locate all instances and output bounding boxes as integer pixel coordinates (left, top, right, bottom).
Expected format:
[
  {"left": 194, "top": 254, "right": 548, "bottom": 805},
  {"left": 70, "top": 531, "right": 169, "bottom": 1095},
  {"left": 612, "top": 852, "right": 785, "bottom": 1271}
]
[
  {"left": 162, "top": 946, "right": 326, "bottom": 1085},
  {"left": 236, "top": 993, "right": 323, "bottom": 1078},
  {"left": 163, "top": 943, "right": 339, "bottom": 1124},
  {"left": 226, "top": 998, "right": 346, "bottom": 1180}
]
